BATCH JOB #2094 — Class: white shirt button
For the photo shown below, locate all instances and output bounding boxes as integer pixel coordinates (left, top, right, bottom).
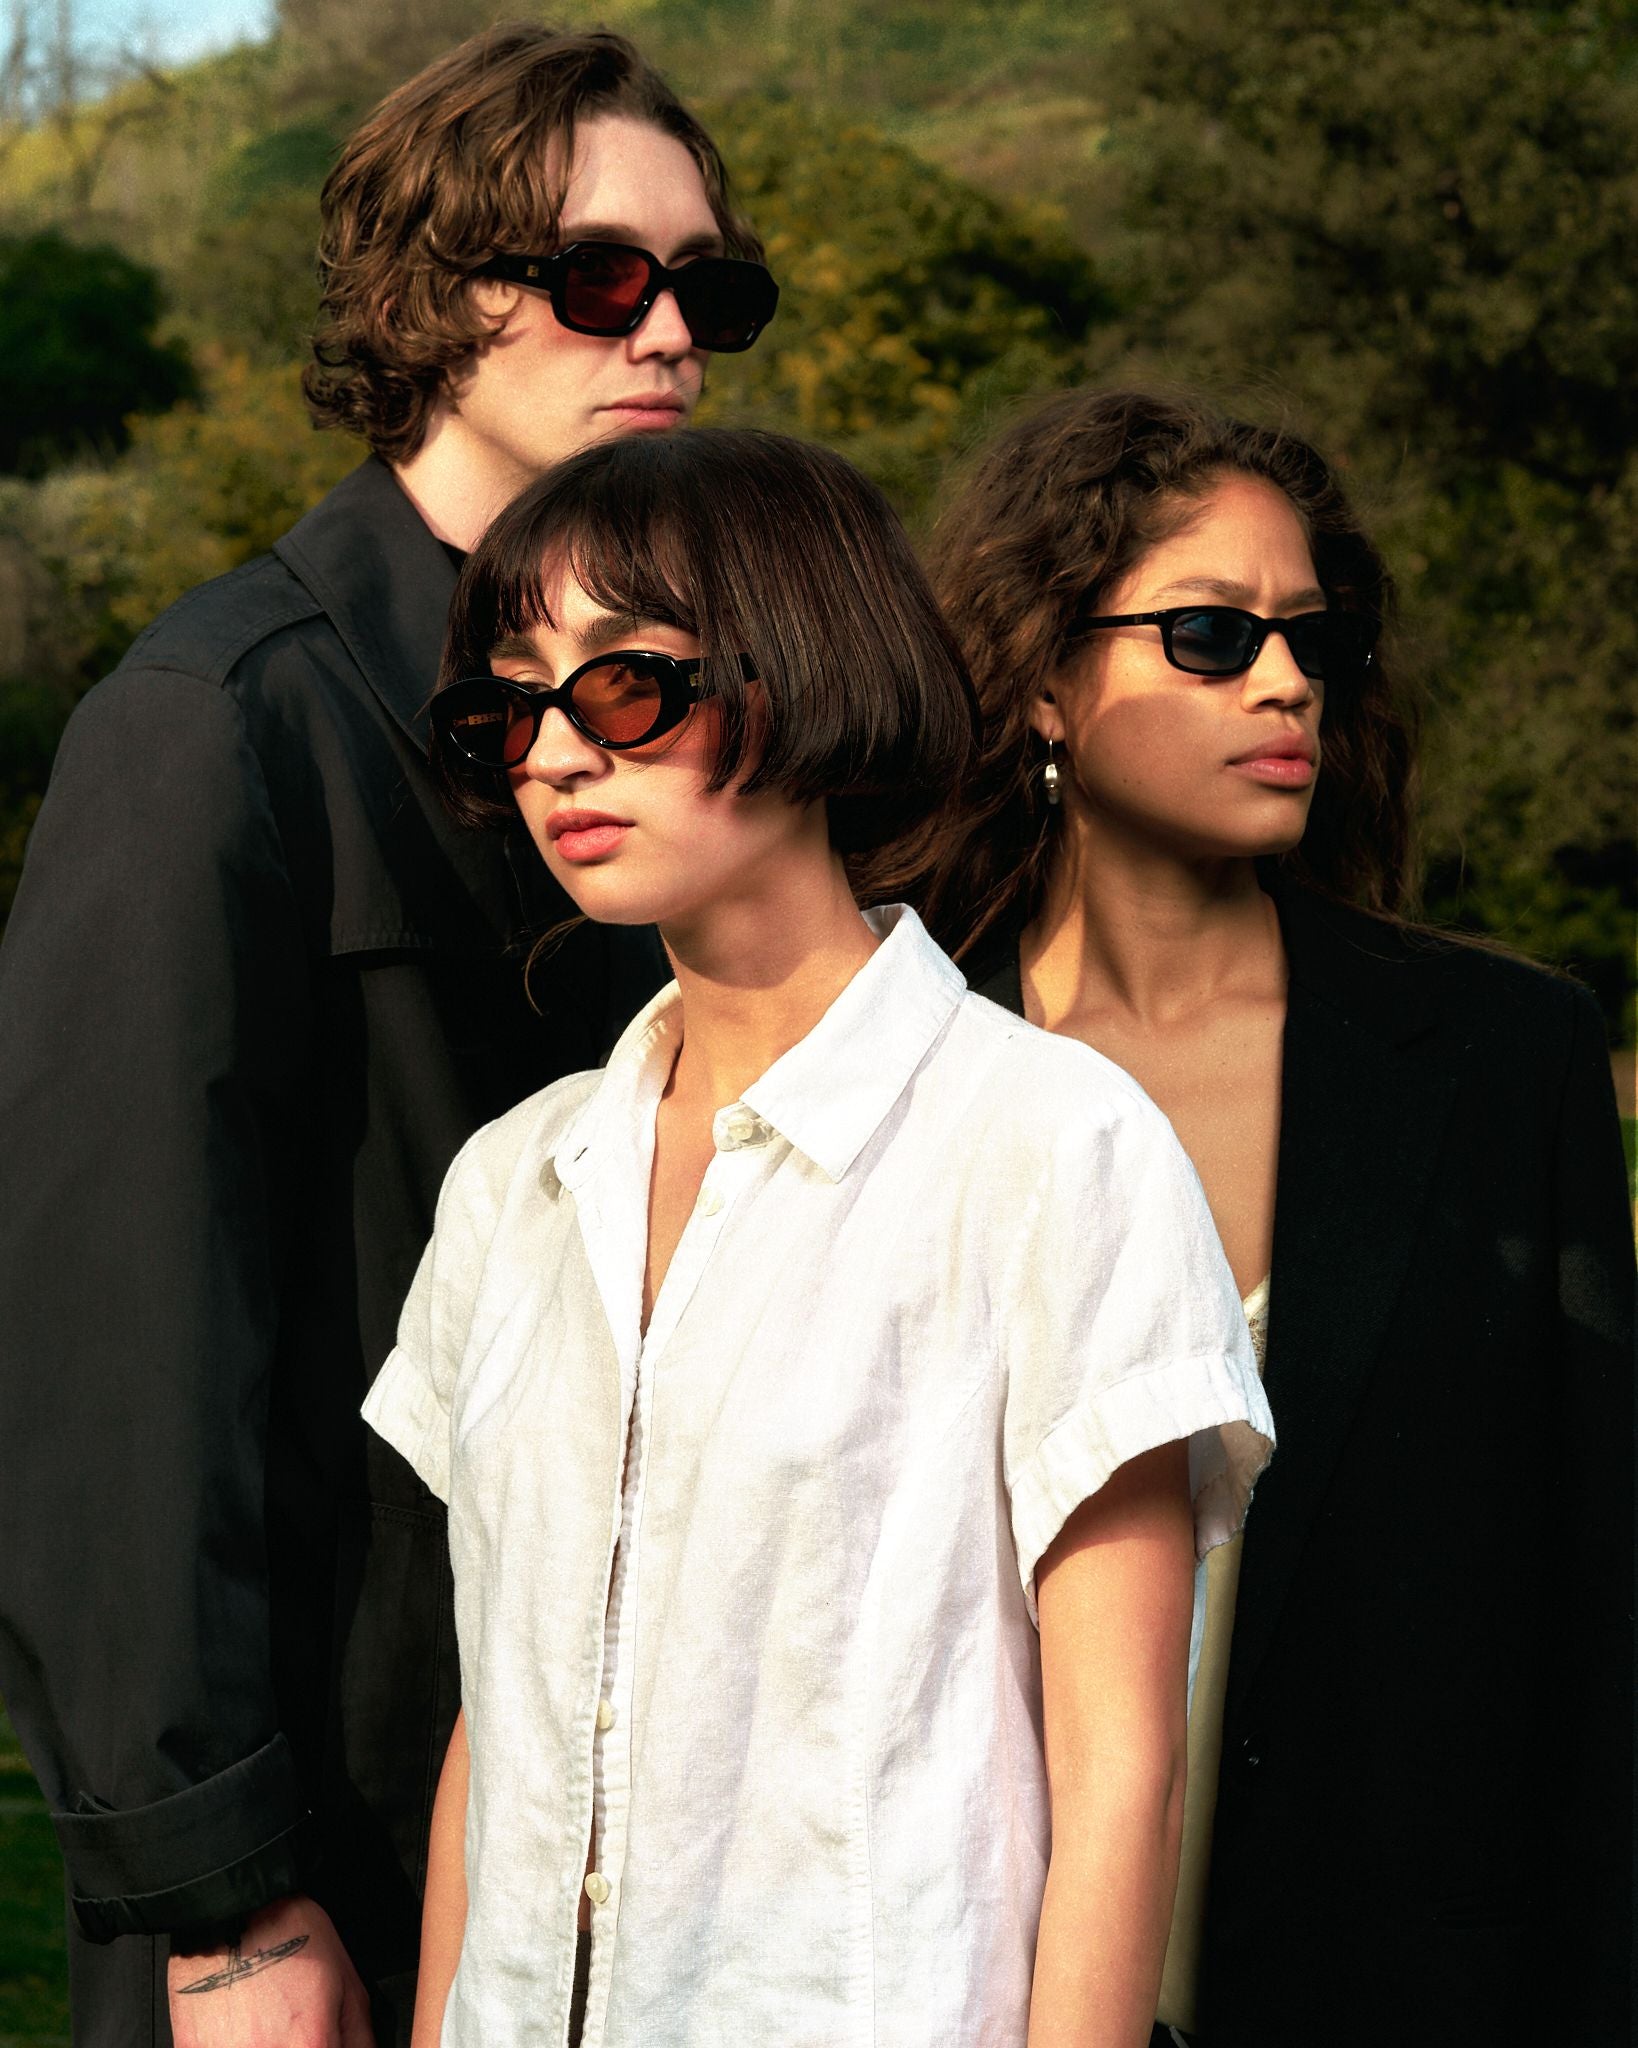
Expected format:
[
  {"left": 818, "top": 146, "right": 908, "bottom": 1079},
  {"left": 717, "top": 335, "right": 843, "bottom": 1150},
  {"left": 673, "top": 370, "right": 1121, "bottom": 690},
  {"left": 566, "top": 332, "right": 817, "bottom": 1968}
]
[
  {"left": 596, "top": 1698, "right": 616, "bottom": 1731},
  {"left": 583, "top": 1872, "right": 610, "bottom": 1906},
  {"left": 696, "top": 1187, "right": 723, "bottom": 1217},
  {"left": 712, "top": 1104, "right": 769, "bottom": 1151}
]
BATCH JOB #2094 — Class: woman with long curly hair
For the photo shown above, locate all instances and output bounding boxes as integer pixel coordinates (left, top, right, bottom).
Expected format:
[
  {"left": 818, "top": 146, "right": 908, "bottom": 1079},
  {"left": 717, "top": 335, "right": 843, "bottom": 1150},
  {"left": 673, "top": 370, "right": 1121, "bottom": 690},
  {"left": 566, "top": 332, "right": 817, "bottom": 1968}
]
[{"left": 869, "top": 388, "right": 1633, "bottom": 2048}]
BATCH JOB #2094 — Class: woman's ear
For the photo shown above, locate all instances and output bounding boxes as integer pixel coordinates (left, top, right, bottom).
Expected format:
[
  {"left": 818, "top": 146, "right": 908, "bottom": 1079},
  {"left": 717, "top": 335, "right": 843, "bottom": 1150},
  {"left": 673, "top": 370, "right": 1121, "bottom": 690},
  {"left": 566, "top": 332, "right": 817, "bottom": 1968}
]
[{"left": 1028, "top": 686, "right": 1067, "bottom": 746}]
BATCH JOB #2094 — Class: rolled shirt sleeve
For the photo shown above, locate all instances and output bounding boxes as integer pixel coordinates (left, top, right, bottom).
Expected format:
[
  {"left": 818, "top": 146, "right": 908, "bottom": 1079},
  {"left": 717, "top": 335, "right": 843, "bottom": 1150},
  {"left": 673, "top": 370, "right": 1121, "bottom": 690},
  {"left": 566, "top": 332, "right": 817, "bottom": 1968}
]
[{"left": 1001, "top": 1081, "right": 1274, "bottom": 1621}]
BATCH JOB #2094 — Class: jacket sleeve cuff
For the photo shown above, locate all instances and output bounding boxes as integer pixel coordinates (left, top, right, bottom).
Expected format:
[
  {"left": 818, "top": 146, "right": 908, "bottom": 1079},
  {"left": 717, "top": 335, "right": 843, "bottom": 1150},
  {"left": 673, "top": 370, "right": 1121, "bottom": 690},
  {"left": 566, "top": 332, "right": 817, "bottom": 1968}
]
[{"left": 52, "top": 1733, "right": 308, "bottom": 1943}]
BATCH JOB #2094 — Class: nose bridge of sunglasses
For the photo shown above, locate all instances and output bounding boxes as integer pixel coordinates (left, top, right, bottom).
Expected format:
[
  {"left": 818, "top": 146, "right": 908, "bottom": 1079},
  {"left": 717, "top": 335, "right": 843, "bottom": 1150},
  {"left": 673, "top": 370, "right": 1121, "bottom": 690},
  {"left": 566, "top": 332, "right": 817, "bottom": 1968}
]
[
  {"left": 1248, "top": 618, "right": 1318, "bottom": 686},
  {"left": 489, "top": 680, "right": 583, "bottom": 766},
  {"left": 628, "top": 278, "right": 690, "bottom": 339},
  {"left": 522, "top": 704, "right": 616, "bottom": 771}
]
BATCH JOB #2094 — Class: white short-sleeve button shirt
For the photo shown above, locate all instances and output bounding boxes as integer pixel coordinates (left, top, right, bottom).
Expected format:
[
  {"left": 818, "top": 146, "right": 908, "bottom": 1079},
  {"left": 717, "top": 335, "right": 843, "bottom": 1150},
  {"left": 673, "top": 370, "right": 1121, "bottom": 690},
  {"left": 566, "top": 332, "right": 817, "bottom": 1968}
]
[{"left": 364, "top": 904, "right": 1273, "bottom": 2048}]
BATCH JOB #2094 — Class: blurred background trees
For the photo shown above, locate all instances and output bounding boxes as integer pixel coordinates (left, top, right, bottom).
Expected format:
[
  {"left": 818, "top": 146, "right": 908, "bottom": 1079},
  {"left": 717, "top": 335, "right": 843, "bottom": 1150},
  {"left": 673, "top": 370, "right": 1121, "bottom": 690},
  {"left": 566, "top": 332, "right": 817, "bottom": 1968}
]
[
  {"left": 0, "top": 0, "right": 1633, "bottom": 1035},
  {"left": 0, "top": 230, "right": 195, "bottom": 473}
]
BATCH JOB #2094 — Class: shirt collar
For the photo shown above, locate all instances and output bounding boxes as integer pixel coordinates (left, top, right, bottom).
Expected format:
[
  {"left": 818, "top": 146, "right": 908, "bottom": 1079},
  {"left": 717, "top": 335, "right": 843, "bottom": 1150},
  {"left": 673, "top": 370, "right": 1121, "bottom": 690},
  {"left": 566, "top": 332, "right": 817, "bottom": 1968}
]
[
  {"left": 742, "top": 903, "right": 966, "bottom": 1182},
  {"left": 550, "top": 982, "right": 683, "bottom": 1192},
  {"left": 550, "top": 905, "right": 967, "bottom": 1191}
]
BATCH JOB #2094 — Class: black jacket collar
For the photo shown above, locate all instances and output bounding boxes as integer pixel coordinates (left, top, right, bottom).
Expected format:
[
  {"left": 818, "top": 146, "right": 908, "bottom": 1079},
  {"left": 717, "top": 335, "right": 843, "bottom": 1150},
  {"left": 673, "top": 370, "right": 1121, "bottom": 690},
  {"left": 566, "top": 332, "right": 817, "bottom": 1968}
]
[
  {"left": 273, "top": 457, "right": 457, "bottom": 754},
  {"left": 1271, "top": 876, "right": 1442, "bottom": 1049}
]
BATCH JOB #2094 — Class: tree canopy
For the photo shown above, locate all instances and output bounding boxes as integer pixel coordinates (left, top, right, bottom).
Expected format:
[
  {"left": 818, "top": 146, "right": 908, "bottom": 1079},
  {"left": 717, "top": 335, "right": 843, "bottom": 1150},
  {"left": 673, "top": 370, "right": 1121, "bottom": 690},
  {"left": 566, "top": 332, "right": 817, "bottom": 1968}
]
[
  {"left": 0, "top": 230, "right": 195, "bottom": 475},
  {"left": 699, "top": 97, "right": 1107, "bottom": 508}
]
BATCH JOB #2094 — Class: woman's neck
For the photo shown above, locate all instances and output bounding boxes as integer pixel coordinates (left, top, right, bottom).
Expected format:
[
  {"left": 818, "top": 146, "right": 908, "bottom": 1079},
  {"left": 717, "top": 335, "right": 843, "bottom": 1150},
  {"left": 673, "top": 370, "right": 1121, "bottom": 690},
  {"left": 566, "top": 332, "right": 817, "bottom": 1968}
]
[
  {"left": 1024, "top": 814, "right": 1282, "bottom": 1033},
  {"left": 659, "top": 854, "right": 880, "bottom": 1111}
]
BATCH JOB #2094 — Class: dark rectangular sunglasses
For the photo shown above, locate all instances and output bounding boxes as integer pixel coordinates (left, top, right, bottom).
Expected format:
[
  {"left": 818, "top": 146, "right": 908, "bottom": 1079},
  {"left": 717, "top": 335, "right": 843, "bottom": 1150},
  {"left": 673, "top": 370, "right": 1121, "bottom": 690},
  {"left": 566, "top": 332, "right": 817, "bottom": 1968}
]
[
  {"left": 474, "top": 240, "right": 778, "bottom": 353},
  {"left": 1074, "top": 605, "right": 1378, "bottom": 685}
]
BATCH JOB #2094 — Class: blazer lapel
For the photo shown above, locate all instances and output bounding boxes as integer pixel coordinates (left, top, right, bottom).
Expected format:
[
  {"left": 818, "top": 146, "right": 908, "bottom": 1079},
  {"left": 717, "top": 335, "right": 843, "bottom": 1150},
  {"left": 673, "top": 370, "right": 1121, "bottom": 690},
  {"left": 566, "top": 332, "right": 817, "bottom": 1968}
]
[
  {"left": 1224, "top": 888, "right": 1459, "bottom": 1716},
  {"left": 272, "top": 455, "right": 457, "bottom": 754}
]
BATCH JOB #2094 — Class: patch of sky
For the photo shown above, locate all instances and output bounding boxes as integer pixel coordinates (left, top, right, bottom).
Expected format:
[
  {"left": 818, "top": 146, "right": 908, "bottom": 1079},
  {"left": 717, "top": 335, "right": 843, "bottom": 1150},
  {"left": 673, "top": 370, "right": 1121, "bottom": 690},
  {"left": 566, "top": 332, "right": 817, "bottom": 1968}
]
[{"left": 72, "top": 0, "right": 275, "bottom": 67}]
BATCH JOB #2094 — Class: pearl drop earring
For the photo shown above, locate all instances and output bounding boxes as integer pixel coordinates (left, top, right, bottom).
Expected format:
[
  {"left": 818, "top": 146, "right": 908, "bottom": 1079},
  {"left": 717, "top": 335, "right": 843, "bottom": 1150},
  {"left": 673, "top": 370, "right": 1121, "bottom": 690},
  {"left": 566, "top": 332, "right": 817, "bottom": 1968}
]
[{"left": 1043, "top": 742, "right": 1062, "bottom": 808}]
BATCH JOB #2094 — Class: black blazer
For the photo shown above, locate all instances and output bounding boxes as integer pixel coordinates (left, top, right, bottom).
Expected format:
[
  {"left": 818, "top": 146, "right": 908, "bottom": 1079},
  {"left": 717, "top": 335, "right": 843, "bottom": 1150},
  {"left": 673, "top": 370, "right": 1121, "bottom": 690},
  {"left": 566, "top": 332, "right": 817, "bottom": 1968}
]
[
  {"left": 0, "top": 458, "right": 663, "bottom": 2046},
  {"left": 973, "top": 883, "right": 1633, "bottom": 2047}
]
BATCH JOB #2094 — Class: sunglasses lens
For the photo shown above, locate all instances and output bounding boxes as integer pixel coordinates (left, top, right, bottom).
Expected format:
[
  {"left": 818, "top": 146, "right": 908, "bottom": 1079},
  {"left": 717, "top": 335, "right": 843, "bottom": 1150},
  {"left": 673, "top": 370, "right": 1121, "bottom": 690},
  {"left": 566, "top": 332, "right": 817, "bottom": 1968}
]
[
  {"left": 673, "top": 258, "right": 778, "bottom": 351},
  {"left": 573, "top": 659, "right": 668, "bottom": 745},
  {"left": 1287, "top": 613, "right": 1376, "bottom": 684},
  {"left": 441, "top": 684, "right": 533, "bottom": 768},
  {"left": 560, "top": 245, "right": 655, "bottom": 332},
  {"left": 1170, "top": 608, "right": 1258, "bottom": 674}
]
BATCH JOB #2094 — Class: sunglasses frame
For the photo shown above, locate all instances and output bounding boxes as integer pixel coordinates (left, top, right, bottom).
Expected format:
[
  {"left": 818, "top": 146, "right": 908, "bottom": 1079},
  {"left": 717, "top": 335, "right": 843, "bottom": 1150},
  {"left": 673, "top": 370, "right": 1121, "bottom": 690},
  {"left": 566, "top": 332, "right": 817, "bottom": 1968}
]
[
  {"left": 1073, "top": 605, "right": 1377, "bottom": 684},
  {"left": 435, "top": 652, "right": 702, "bottom": 766},
  {"left": 474, "top": 240, "right": 779, "bottom": 353},
  {"left": 434, "top": 650, "right": 763, "bottom": 769}
]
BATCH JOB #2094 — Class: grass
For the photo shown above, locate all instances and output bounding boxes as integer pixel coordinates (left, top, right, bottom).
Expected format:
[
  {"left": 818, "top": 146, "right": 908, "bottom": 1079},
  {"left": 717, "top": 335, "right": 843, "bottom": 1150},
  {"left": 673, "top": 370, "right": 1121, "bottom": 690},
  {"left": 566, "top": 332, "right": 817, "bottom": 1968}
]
[{"left": 0, "top": 1708, "right": 68, "bottom": 2048}]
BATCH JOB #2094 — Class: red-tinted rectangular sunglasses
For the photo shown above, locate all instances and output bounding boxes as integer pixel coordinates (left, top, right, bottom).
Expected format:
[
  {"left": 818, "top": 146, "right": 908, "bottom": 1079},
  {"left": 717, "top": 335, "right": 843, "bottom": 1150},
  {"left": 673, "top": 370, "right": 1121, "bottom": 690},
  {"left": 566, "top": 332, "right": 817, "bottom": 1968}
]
[{"left": 474, "top": 240, "right": 779, "bottom": 354}]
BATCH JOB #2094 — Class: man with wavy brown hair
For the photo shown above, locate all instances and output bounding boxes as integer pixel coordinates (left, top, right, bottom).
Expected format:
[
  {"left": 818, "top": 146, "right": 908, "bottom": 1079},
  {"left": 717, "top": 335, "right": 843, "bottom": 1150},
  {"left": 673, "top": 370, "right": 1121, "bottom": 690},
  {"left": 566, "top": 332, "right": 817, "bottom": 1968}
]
[{"left": 0, "top": 24, "right": 774, "bottom": 2048}]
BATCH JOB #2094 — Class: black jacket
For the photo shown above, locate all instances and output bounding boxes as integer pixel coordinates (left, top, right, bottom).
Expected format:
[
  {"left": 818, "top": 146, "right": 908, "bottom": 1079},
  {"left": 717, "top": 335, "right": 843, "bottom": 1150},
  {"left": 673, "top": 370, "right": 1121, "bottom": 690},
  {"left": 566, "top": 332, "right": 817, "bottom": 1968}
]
[
  {"left": 974, "top": 884, "right": 1634, "bottom": 2047},
  {"left": 0, "top": 458, "right": 663, "bottom": 2047}
]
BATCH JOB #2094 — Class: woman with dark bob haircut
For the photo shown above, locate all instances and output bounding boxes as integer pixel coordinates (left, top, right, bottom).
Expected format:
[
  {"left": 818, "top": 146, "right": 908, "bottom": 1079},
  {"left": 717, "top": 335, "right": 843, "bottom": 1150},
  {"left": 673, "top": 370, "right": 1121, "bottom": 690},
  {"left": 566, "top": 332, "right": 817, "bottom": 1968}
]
[
  {"left": 364, "top": 425, "right": 1274, "bottom": 2048},
  {"left": 867, "top": 388, "right": 1634, "bottom": 2048}
]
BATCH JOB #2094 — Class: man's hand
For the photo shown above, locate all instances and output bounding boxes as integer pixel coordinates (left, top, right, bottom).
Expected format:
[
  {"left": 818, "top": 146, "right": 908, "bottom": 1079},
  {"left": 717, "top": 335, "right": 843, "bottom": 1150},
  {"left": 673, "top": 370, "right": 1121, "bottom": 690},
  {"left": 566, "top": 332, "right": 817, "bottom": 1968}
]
[{"left": 167, "top": 1893, "right": 376, "bottom": 2048}]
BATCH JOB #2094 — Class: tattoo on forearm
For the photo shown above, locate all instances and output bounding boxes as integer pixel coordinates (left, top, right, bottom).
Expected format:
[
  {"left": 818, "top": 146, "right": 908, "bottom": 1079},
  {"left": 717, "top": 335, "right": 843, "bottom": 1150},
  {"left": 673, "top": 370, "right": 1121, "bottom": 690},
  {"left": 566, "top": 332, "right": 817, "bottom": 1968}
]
[{"left": 177, "top": 1935, "right": 309, "bottom": 1994}]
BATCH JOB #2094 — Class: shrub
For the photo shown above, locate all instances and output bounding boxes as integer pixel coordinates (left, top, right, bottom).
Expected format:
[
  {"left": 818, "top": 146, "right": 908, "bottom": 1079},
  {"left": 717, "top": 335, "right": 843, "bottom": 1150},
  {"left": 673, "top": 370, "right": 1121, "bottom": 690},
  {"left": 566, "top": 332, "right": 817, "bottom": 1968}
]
[{"left": 0, "top": 231, "right": 196, "bottom": 476}]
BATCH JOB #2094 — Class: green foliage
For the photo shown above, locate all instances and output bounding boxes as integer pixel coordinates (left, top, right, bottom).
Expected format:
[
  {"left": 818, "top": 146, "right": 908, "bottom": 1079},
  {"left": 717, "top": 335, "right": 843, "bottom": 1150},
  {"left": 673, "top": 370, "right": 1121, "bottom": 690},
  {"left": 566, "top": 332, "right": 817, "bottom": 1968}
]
[
  {"left": 592, "top": 0, "right": 1113, "bottom": 220},
  {"left": 0, "top": 231, "right": 196, "bottom": 476},
  {"left": 699, "top": 97, "right": 1108, "bottom": 515},
  {"left": 600, "top": 0, "right": 1102, "bottom": 103},
  {"left": 1082, "top": 0, "right": 1636, "bottom": 486},
  {"left": 209, "top": 120, "right": 340, "bottom": 216},
  {"left": 0, "top": 44, "right": 286, "bottom": 272},
  {"left": 10, "top": 355, "right": 356, "bottom": 653},
  {"left": 274, "top": 0, "right": 497, "bottom": 102},
  {"left": 184, "top": 188, "right": 324, "bottom": 367},
  {"left": 0, "top": 359, "right": 356, "bottom": 920},
  {"left": 181, "top": 123, "right": 337, "bottom": 363}
]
